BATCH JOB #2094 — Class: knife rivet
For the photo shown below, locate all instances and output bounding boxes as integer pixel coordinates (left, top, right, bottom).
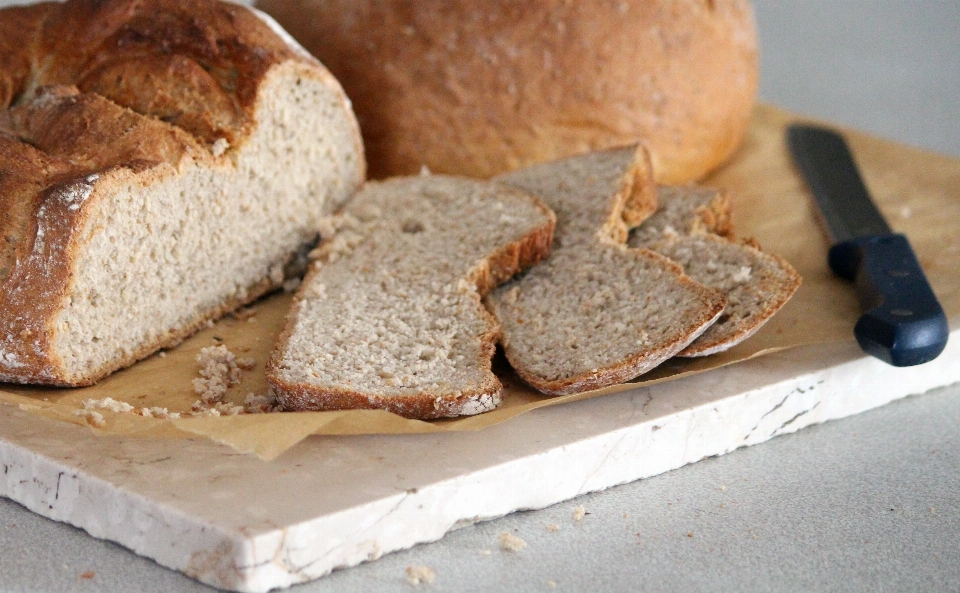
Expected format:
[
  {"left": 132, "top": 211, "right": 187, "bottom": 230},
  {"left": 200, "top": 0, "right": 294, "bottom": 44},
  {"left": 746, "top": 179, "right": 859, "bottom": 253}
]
[
  {"left": 887, "top": 269, "right": 911, "bottom": 278},
  {"left": 890, "top": 309, "right": 913, "bottom": 317}
]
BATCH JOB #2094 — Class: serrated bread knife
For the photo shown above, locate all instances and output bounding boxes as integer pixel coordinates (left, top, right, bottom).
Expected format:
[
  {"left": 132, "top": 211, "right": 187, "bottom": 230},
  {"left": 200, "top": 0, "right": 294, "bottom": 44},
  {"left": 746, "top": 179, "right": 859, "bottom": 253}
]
[{"left": 786, "top": 123, "right": 948, "bottom": 367}]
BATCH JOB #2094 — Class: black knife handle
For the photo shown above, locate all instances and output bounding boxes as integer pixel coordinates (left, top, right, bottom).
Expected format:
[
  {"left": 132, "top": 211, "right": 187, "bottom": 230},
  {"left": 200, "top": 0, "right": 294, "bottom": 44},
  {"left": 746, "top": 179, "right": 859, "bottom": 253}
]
[{"left": 829, "top": 234, "right": 949, "bottom": 366}]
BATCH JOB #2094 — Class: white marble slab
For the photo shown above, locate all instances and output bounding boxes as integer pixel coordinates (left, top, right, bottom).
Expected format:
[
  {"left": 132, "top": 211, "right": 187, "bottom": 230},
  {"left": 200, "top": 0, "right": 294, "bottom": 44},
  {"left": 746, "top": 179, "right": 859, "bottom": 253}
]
[{"left": 2, "top": 332, "right": 959, "bottom": 592}]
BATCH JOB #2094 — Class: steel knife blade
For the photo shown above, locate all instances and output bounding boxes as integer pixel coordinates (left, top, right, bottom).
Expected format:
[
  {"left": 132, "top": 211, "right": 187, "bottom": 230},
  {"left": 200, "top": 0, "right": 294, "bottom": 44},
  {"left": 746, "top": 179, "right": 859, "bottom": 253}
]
[{"left": 786, "top": 123, "right": 948, "bottom": 367}]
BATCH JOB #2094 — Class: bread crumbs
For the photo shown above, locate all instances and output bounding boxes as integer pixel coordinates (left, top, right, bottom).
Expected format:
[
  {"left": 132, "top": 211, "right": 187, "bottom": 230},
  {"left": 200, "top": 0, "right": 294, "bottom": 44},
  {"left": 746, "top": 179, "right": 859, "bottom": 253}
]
[
  {"left": 193, "top": 345, "right": 242, "bottom": 403},
  {"left": 73, "top": 344, "right": 278, "bottom": 423},
  {"left": 405, "top": 565, "right": 435, "bottom": 585},
  {"left": 498, "top": 532, "right": 527, "bottom": 552},
  {"left": 82, "top": 397, "right": 134, "bottom": 413},
  {"left": 572, "top": 505, "right": 586, "bottom": 522},
  {"left": 74, "top": 409, "right": 105, "bottom": 428}
]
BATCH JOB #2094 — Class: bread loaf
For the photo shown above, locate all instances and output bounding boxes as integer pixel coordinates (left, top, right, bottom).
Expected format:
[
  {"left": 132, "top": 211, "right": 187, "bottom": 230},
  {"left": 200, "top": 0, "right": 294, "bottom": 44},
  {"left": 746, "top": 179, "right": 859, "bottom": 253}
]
[
  {"left": 266, "top": 176, "right": 555, "bottom": 419},
  {"left": 0, "top": 0, "right": 364, "bottom": 386},
  {"left": 257, "top": 0, "right": 758, "bottom": 184},
  {"left": 487, "top": 146, "right": 726, "bottom": 396}
]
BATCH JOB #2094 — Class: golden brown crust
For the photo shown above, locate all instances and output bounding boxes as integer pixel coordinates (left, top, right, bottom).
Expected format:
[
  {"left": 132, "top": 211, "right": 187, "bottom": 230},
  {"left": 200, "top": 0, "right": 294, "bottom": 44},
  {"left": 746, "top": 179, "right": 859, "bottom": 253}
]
[
  {"left": 258, "top": 0, "right": 758, "bottom": 184},
  {"left": 0, "top": 3, "right": 52, "bottom": 109},
  {"left": 266, "top": 194, "right": 556, "bottom": 419},
  {"left": 0, "top": 0, "right": 361, "bottom": 386},
  {"left": 8, "top": 0, "right": 298, "bottom": 142}
]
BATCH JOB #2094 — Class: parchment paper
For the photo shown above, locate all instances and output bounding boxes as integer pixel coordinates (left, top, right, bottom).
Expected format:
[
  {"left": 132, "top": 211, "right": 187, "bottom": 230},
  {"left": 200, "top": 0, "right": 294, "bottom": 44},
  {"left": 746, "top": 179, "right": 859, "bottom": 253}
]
[{"left": 3, "top": 104, "right": 959, "bottom": 460}]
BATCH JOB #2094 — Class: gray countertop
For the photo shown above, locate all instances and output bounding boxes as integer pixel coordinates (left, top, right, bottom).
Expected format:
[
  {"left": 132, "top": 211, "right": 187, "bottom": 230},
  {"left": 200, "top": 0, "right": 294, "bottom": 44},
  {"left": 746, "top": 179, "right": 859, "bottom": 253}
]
[{"left": 3, "top": 1, "right": 960, "bottom": 591}]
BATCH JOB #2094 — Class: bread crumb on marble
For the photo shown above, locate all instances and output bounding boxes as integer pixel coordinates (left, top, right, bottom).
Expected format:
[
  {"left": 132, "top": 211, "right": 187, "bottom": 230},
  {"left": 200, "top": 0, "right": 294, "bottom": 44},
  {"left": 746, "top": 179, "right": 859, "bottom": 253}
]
[
  {"left": 498, "top": 532, "right": 527, "bottom": 552},
  {"left": 405, "top": 565, "right": 436, "bottom": 585},
  {"left": 572, "top": 505, "right": 586, "bottom": 522}
]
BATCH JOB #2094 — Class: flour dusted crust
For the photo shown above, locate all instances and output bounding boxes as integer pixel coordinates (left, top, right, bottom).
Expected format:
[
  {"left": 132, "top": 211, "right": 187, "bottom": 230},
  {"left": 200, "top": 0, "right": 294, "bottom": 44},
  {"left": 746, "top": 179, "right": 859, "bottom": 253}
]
[
  {"left": 257, "top": 0, "right": 758, "bottom": 184},
  {"left": 266, "top": 176, "right": 555, "bottom": 419},
  {"left": 0, "top": 0, "right": 365, "bottom": 386}
]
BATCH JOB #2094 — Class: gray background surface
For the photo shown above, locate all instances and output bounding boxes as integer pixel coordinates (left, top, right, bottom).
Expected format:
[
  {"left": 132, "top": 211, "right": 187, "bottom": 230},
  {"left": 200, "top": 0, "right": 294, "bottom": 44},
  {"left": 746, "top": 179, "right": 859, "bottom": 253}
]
[{"left": 3, "top": 1, "right": 960, "bottom": 591}]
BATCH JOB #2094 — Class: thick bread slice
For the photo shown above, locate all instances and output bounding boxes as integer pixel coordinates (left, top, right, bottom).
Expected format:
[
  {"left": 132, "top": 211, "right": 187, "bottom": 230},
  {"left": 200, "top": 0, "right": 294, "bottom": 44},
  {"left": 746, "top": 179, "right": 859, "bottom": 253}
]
[
  {"left": 629, "top": 186, "right": 801, "bottom": 356},
  {"left": 266, "top": 176, "right": 556, "bottom": 419},
  {"left": 487, "top": 146, "right": 726, "bottom": 396},
  {"left": 0, "top": 0, "right": 364, "bottom": 386}
]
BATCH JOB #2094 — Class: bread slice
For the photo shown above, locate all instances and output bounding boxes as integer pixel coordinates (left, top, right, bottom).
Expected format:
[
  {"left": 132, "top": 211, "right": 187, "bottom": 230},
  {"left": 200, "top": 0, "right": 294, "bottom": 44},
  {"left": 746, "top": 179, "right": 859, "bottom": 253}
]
[
  {"left": 628, "top": 185, "right": 735, "bottom": 244},
  {"left": 266, "top": 175, "right": 556, "bottom": 419},
  {"left": 629, "top": 186, "right": 801, "bottom": 356},
  {"left": 0, "top": 0, "right": 364, "bottom": 386},
  {"left": 486, "top": 146, "right": 726, "bottom": 396}
]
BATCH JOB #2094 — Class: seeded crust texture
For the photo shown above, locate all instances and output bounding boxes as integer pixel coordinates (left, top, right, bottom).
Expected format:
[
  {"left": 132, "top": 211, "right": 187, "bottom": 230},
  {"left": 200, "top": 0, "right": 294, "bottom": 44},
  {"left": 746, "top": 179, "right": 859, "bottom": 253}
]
[
  {"left": 629, "top": 186, "right": 801, "bottom": 356},
  {"left": 267, "top": 176, "right": 556, "bottom": 419},
  {"left": 487, "top": 146, "right": 727, "bottom": 396},
  {"left": 0, "top": 0, "right": 365, "bottom": 386}
]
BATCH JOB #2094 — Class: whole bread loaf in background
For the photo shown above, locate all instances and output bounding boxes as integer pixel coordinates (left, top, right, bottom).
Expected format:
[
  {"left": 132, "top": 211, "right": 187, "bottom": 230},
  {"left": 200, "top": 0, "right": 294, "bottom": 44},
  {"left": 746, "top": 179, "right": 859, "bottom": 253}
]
[
  {"left": 257, "top": 0, "right": 758, "bottom": 184},
  {"left": 0, "top": 0, "right": 364, "bottom": 386}
]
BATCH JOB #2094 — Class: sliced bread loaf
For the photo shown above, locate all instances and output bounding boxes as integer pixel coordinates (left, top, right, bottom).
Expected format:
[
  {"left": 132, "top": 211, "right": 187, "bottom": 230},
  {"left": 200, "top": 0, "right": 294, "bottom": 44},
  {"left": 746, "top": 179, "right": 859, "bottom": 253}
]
[
  {"left": 629, "top": 186, "right": 801, "bottom": 356},
  {"left": 266, "top": 175, "right": 556, "bottom": 419},
  {"left": 487, "top": 146, "right": 726, "bottom": 396},
  {"left": 0, "top": 0, "right": 364, "bottom": 386}
]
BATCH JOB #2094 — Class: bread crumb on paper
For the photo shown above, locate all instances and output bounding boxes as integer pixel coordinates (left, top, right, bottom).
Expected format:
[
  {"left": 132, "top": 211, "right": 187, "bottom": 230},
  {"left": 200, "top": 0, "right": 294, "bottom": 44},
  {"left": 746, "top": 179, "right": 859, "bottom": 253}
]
[
  {"left": 498, "top": 531, "right": 527, "bottom": 552},
  {"left": 139, "top": 407, "right": 180, "bottom": 420},
  {"left": 572, "top": 505, "right": 586, "bottom": 522},
  {"left": 231, "top": 307, "right": 258, "bottom": 321},
  {"left": 405, "top": 565, "right": 436, "bottom": 585},
  {"left": 193, "top": 345, "right": 242, "bottom": 403},
  {"left": 74, "top": 343, "right": 278, "bottom": 423},
  {"left": 82, "top": 397, "right": 134, "bottom": 413},
  {"left": 545, "top": 524, "right": 560, "bottom": 532},
  {"left": 74, "top": 409, "right": 105, "bottom": 428}
]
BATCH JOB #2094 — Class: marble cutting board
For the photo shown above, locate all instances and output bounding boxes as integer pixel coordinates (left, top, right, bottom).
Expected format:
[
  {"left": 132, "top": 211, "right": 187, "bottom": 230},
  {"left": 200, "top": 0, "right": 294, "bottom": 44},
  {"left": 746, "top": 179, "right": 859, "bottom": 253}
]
[
  {"left": 2, "top": 335, "right": 960, "bottom": 592},
  {"left": 3, "top": 105, "right": 960, "bottom": 591}
]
